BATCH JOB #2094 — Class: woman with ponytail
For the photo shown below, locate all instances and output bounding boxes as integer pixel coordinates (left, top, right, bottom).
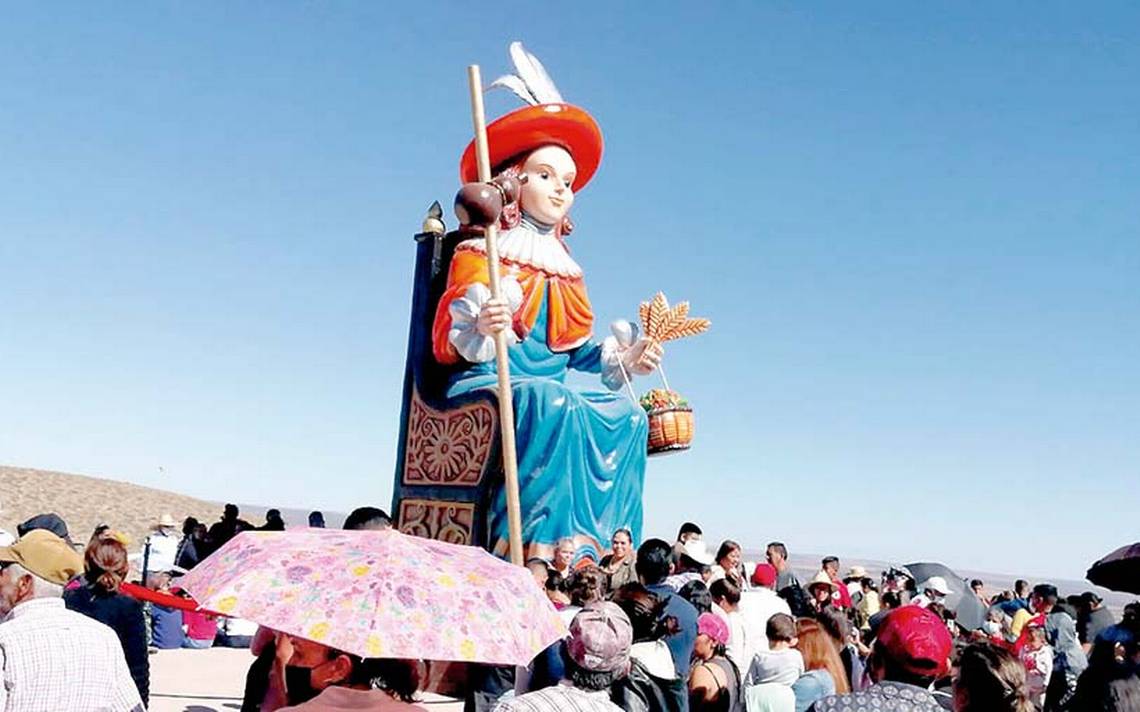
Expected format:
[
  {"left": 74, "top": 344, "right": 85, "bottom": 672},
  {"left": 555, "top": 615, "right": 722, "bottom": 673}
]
[{"left": 64, "top": 533, "right": 150, "bottom": 706}]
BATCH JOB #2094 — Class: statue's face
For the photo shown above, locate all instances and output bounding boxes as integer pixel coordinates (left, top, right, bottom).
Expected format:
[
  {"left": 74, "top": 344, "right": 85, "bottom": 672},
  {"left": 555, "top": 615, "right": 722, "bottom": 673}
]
[{"left": 519, "top": 145, "right": 576, "bottom": 225}]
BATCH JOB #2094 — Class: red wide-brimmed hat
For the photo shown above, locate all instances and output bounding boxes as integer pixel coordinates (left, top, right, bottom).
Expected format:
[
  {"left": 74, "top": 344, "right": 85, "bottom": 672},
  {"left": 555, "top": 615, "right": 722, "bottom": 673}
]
[{"left": 460, "top": 103, "right": 603, "bottom": 193}]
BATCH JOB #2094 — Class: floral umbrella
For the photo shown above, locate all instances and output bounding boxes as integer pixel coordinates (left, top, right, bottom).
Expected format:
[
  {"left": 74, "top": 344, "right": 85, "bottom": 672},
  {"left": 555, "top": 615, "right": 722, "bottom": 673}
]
[{"left": 179, "top": 528, "right": 565, "bottom": 665}]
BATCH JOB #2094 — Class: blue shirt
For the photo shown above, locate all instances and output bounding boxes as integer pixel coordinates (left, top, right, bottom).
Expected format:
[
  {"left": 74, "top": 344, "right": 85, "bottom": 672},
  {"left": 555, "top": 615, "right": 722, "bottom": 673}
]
[
  {"left": 150, "top": 604, "right": 184, "bottom": 649},
  {"left": 646, "top": 583, "right": 698, "bottom": 680}
]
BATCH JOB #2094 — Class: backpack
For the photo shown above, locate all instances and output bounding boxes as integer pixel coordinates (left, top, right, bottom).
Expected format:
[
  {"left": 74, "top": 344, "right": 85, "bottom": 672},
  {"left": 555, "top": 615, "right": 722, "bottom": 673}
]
[{"left": 778, "top": 584, "right": 814, "bottom": 618}]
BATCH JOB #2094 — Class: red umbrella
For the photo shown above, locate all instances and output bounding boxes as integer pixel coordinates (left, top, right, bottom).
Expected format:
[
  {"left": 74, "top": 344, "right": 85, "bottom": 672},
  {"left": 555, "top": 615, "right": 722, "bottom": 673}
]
[{"left": 1086, "top": 542, "right": 1140, "bottom": 595}]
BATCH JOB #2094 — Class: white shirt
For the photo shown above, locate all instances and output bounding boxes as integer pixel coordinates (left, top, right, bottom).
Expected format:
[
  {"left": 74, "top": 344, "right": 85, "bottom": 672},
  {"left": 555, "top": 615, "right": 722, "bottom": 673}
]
[
  {"left": 134, "top": 529, "right": 179, "bottom": 574},
  {"left": 0, "top": 598, "right": 143, "bottom": 712},
  {"left": 739, "top": 588, "right": 792, "bottom": 656}
]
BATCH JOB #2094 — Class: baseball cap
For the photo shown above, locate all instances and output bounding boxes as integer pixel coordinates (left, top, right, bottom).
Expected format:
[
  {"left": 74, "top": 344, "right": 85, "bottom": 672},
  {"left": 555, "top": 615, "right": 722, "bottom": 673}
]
[
  {"left": 751, "top": 562, "right": 777, "bottom": 588},
  {"left": 567, "top": 602, "right": 633, "bottom": 674},
  {"left": 875, "top": 606, "right": 953, "bottom": 678},
  {"left": 697, "top": 612, "right": 730, "bottom": 646},
  {"left": 921, "top": 576, "right": 952, "bottom": 596},
  {"left": 0, "top": 529, "right": 84, "bottom": 585},
  {"left": 16, "top": 513, "right": 73, "bottom": 545}
]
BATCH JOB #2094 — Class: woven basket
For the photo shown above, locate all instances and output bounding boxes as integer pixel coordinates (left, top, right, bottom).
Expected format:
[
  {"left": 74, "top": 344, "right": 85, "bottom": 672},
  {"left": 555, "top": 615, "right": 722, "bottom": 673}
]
[{"left": 647, "top": 406, "right": 693, "bottom": 455}]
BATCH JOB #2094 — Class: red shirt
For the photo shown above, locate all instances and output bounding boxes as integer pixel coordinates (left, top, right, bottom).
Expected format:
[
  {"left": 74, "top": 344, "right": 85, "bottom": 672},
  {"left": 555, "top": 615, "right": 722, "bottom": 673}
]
[{"left": 182, "top": 609, "right": 217, "bottom": 641}]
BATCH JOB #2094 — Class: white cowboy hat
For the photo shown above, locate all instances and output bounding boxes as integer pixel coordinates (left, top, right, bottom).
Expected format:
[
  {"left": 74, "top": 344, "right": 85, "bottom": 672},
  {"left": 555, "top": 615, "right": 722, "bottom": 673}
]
[
  {"left": 922, "top": 575, "right": 953, "bottom": 596},
  {"left": 154, "top": 513, "right": 177, "bottom": 529}
]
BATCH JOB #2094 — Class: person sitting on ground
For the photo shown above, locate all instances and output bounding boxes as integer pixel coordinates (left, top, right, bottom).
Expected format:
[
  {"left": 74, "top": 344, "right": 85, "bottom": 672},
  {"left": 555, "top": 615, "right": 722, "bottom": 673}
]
[
  {"left": 341, "top": 507, "right": 391, "bottom": 531},
  {"left": 709, "top": 541, "right": 745, "bottom": 587},
  {"left": 600, "top": 528, "right": 637, "bottom": 593},
  {"left": 679, "top": 580, "right": 714, "bottom": 615},
  {"left": 791, "top": 618, "right": 847, "bottom": 712},
  {"left": 262, "top": 509, "right": 286, "bottom": 531},
  {"left": 739, "top": 563, "right": 792, "bottom": 653},
  {"left": 954, "top": 642, "right": 1034, "bottom": 712},
  {"left": 493, "top": 603, "right": 632, "bottom": 712},
  {"left": 274, "top": 633, "right": 426, "bottom": 711},
  {"left": 147, "top": 571, "right": 185, "bottom": 649},
  {"left": 710, "top": 577, "right": 753, "bottom": 668},
  {"left": 748, "top": 613, "right": 805, "bottom": 685},
  {"left": 552, "top": 538, "right": 577, "bottom": 580},
  {"left": 174, "top": 585, "right": 218, "bottom": 650},
  {"left": 689, "top": 613, "right": 744, "bottom": 712},
  {"left": 666, "top": 539, "right": 715, "bottom": 591},
  {"left": 806, "top": 572, "right": 837, "bottom": 616},
  {"left": 63, "top": 533, "right": 150, "bottom": 706},
  {"left": 307, "top": 511, "right": 326, "bottom": 528},
  {"left": 610, "top": 583, "right": 685, "bottom": 712},
  {"left": 1019, "top": 620, "right": 1053, "bottom": 709},
  {"left": 910, "top": 576, "right": 952, "bottom": 610},
  {"left": 817, "top": 558, "right": 852, "bottom": 610},
  {"left": 0, "top": 530, "right": 144, "bottom": 712},
  {"left": 638, "top": 538, "right": 699, "bottom": 681},
  {"left": 809, "top": 606, "right": 952, "bottom": 711}
]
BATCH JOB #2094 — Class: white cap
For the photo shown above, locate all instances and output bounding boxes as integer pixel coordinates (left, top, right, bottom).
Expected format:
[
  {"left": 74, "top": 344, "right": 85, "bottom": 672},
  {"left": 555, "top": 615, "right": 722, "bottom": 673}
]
[
  {"left": 681, "top": 539, "right": 715, "bottom": 566},
  {"left": 922, "top": 576, "right": 953, "bottom": 596}
]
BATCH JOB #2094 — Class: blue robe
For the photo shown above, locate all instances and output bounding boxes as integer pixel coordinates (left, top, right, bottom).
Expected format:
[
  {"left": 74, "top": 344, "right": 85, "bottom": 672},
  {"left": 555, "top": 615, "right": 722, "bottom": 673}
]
[{"left": 448, "top": 290, "right": 648, "bottom": 561}]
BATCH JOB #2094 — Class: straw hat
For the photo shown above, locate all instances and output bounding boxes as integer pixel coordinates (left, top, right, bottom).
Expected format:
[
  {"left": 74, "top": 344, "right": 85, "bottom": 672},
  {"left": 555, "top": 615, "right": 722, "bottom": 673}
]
[
  {"left": 807, "top": 570, "right": 838, "bottom": 592},
  {"left": 154, "top": 513, "right": 177, "bottom": 530}
]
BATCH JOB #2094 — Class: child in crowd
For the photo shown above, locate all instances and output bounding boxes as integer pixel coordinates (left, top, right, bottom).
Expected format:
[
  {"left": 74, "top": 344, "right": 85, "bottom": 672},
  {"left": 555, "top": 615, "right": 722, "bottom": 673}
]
[
  {"left": 747, "top": 613, "right": 805, "bottom": 685},
  {"left": 1019, "top": 621, "right": 1053, "bottom": 710}
]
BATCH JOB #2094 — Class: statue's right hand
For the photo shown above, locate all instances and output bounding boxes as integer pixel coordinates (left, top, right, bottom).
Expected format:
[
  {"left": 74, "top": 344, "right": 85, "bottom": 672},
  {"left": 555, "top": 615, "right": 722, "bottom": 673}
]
[{"left": 476, "top": 297, "right": 512, "bottom": 337}]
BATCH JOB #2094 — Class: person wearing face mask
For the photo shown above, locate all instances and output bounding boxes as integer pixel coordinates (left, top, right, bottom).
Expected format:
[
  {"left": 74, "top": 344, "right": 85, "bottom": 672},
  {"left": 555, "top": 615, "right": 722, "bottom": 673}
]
[{"left": 275, "top": 634, "right": 426, "bottom": 711}]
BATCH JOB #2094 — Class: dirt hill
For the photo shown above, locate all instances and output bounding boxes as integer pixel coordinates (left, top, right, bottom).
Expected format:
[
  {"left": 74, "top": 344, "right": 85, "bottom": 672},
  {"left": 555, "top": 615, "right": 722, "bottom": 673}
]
[{"left": 0, "top": 465, "right": 225, "bottom": 551}]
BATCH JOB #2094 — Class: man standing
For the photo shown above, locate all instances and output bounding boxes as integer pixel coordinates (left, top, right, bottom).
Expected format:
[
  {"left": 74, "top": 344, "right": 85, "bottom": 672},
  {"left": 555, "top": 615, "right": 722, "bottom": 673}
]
[
  {"left": 765, "top": 542, "right": 798, "bottom": 592},
  {"left": 0, "top": 530, "right": 144, "bottom": 712},
  {"left": 810, "top": 607, "right": 952, "bottom": 711},
  {"left": 1076, "top": 591, "right": 1115, "bottom": 653},
  {"left": 739, "top": 563, "right": 791, "bottom": 654},
  {"left": 637, "top": 538, "right": 698, "bottom": 681},
  {"left": 138, "top": 513, "right": 179, "bottom": 578},
  {"left": 1031, "top": 584, "right": 1086, "bottom": 711}
]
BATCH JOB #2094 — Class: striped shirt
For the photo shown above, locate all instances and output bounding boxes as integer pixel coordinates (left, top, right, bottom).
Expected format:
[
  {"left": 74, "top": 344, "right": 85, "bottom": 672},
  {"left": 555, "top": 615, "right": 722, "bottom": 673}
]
[
  {"left": 492, "top": 682, "right": 623, "bottom": 712},
  {"left": 0, "top": 597, "right": 144, "bottom": 712}
]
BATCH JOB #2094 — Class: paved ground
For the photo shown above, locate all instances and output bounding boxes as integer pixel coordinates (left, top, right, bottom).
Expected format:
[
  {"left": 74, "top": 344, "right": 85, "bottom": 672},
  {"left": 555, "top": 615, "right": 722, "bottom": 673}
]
[{"left": 149, "top": 648, "right": 462, "bottom": 712}]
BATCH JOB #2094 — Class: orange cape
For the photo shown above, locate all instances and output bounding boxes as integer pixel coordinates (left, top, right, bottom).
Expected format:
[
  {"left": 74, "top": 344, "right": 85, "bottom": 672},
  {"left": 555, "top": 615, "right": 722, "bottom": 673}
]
[{"left": 432, "top": 244, "right": 594, "bottom": 364}]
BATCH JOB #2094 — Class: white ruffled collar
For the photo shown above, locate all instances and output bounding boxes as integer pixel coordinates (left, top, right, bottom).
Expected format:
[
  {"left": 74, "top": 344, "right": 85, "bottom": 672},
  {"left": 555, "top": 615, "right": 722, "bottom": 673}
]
[{"left": 460, "top": 218, "right": 583, "bottom": 278}]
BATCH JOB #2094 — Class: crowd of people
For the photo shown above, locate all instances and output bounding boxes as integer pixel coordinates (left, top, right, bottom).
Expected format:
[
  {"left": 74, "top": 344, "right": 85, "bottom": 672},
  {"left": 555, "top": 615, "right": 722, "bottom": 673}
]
[
  {"left": 0, "top": 511, "right": 1137, "bottom": 712},
  {"left": 499, "top": 523, "right": 1139, "bottom": 712}
]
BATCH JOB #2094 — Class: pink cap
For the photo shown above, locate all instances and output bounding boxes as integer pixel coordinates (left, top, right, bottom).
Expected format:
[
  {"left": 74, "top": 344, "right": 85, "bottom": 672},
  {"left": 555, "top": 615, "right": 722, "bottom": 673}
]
[{"left": 697, "top": 612, "right": 730, "bottom": 646}]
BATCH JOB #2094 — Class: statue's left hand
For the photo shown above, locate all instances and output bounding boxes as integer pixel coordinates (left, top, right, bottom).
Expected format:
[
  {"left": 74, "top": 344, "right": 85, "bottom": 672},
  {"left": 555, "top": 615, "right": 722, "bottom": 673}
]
[{"left": 623, "top": 338, "right": 663, "bottom": 376}]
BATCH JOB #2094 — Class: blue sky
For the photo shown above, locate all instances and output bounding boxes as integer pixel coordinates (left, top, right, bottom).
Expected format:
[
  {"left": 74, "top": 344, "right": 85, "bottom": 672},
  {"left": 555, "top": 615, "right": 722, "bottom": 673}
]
[{"left": 1, "top": 3, "right": 1136, "bottom": 580}]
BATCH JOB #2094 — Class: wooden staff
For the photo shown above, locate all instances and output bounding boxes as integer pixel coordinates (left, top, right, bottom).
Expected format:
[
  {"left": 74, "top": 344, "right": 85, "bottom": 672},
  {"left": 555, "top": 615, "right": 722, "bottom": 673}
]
[{"left": 466, "top": 64, "right": 524, "bottom": 566}]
